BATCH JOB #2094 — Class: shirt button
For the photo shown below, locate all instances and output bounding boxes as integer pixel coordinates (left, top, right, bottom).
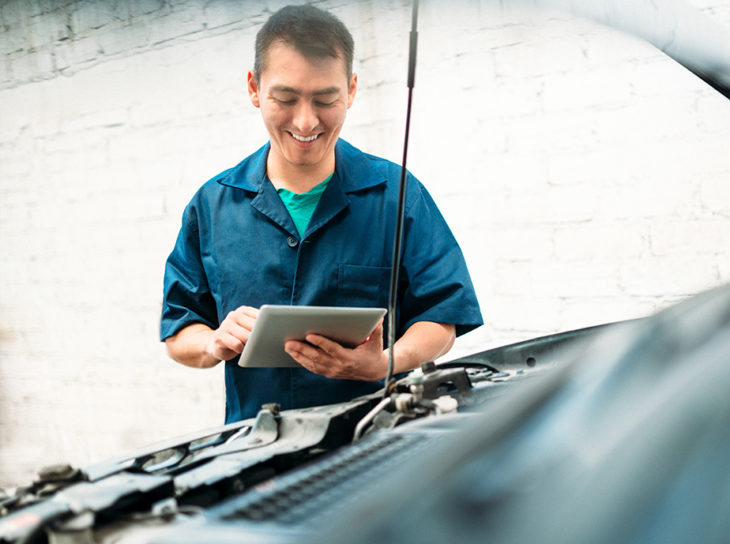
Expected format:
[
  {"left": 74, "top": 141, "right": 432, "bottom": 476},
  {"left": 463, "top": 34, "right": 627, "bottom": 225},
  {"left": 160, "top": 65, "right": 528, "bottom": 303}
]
[{"left": 287, "top": 236, "right": 299, "bottom": 248}]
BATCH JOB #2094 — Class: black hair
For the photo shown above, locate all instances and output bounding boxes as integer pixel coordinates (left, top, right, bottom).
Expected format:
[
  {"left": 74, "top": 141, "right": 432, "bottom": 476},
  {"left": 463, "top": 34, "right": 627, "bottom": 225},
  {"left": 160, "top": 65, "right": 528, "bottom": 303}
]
[{"left": 254, "top": 4, "right": 354, "bottom": 83}]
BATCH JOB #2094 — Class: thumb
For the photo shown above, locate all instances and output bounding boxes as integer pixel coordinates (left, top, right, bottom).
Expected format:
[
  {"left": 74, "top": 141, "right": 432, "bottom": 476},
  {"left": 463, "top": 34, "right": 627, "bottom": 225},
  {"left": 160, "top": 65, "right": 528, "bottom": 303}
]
[{"left": 366, "top": 320, "right": 384, "bottom": 346}]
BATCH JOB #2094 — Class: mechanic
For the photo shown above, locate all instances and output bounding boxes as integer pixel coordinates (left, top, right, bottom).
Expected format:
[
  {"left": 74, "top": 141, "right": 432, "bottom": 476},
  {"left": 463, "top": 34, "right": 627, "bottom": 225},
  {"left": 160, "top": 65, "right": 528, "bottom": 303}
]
[{"left": 160, "top": 4, "right": 483, "bottom": 423}]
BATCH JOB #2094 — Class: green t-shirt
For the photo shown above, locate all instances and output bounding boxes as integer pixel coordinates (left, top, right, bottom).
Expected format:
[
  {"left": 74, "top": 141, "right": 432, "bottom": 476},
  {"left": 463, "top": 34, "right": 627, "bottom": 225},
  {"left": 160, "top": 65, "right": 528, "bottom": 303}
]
[{"left": 276, "top": 173, "right": 333, "bottom": 237}]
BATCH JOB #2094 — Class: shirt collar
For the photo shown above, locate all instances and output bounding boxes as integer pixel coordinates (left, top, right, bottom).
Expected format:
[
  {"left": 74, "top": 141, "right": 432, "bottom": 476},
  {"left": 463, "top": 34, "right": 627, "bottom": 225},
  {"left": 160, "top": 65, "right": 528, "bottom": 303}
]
[{"left": 215, "top": 139, "right": 388, "bottom": 193}]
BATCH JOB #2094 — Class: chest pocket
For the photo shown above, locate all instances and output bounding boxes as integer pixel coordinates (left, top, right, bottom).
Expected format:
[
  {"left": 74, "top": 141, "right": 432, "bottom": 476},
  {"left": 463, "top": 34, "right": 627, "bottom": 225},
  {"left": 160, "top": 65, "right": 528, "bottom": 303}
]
[{"left": 337, "top": 264, "right": 391, "bottom": 308}]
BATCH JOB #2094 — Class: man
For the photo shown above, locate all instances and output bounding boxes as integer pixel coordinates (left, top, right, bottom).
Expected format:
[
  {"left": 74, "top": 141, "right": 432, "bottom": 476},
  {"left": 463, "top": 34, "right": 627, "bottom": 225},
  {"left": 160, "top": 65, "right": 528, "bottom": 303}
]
[{"left": 161, "top": 5, "right": 482, "bottom": 423}]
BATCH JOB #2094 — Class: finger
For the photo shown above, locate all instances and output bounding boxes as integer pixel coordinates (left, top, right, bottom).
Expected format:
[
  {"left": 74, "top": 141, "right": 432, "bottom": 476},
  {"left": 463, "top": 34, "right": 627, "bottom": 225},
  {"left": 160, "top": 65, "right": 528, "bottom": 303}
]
[
  {"left": 209, "top": 331, "right": 244, "bottom": 361},
  {"left": 230, "top": 310, "right": 257, "bottom": 331},
  {"left": 236, "top": 306, "right": 260, "bottom": 319},
  {"left": 366, "top": 322, "right": 384, "bottom": 345},
  {"left": 305, "top": 334, "right": 344, "bottom": 357},
  {"left": 284, "top": 342, "right": 324, "bottom": 375},
  {"left": 219, "top": 321, "right": 252, "bottom": 347},
  {"left": 285, "top": 339, "right": 325, "bottom": 361},
  {"left": 219, "top": 331, "right": 245, "bottom": 354}
]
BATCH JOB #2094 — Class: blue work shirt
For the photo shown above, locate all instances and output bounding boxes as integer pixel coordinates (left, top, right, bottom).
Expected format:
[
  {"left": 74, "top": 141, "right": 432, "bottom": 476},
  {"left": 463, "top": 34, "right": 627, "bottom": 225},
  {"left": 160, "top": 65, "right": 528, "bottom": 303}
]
[{"left": 161, "top": 139, "right": 483, "bottom": 423}]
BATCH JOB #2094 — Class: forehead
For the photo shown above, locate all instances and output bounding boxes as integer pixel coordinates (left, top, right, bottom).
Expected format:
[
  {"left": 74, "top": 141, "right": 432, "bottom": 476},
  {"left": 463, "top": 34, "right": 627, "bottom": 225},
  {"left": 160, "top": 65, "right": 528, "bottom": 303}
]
[{"left": 259, "top": 41, "right": 349, "bottom": 87}]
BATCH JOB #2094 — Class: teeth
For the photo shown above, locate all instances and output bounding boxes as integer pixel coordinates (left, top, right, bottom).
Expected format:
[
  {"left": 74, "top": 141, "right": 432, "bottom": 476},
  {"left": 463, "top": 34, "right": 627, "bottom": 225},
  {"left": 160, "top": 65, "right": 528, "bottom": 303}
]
[{"left": 291, "top": 133, "right": 319, "bottom": 142}]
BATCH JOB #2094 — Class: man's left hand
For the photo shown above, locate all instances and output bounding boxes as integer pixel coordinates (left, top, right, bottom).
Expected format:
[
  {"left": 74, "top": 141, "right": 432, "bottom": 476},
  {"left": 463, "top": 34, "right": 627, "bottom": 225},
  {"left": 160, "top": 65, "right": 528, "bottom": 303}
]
[{"left": 284, "top": 321, "right": 388, "bottom": 381}]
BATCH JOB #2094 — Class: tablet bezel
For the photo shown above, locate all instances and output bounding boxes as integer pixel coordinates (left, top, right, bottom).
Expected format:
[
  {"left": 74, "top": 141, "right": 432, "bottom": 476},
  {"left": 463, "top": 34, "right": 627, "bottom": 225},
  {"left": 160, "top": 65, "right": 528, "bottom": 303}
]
[{"left": 238, "top": 305, "right": 387, "bottom": 368}]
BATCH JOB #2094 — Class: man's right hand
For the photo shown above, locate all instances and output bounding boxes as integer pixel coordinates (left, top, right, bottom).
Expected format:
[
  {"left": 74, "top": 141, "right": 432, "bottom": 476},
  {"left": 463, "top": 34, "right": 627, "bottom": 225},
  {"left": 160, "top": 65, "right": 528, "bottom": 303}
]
[
  {"left": 205, "top": 306, "right": 260, "bottom": 362},
  {"left": 165, "top": 306, "right": 259, "bottom": 368}
]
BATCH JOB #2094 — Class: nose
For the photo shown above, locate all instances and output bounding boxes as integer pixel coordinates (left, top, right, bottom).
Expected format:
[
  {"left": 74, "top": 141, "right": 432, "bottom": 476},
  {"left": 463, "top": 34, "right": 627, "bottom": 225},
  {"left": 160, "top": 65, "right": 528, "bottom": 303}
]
[{"left": 292, "top": 100, "right": 318, "bottom": 134}]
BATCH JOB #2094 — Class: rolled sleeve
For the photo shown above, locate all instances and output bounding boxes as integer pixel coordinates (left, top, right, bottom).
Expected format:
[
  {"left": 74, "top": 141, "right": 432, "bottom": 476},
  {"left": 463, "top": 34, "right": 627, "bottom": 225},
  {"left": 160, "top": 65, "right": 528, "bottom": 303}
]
[{"left": 397, "top": 178, "right": 483, "bottom": 338}]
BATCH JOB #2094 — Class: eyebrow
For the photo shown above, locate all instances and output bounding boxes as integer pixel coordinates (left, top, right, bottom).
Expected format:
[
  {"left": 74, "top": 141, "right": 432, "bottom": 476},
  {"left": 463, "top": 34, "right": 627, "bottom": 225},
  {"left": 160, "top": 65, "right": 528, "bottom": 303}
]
[{"left": 270, "top": 85, "right": 340, "bottom": 96}]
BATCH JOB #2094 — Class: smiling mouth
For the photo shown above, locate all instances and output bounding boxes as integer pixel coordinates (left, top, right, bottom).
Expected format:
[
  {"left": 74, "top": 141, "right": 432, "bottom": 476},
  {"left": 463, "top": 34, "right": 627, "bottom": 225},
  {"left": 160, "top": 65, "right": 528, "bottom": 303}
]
[{"left": 290, "top": 132, "right": 320, "bottom": 143}]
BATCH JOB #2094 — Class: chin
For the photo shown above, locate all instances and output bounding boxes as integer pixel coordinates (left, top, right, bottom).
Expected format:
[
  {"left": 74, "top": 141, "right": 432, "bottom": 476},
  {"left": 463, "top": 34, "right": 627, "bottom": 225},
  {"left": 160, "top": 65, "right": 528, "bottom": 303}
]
[{"left": 286, "top": 148, "right": 328, "bottom": 167}]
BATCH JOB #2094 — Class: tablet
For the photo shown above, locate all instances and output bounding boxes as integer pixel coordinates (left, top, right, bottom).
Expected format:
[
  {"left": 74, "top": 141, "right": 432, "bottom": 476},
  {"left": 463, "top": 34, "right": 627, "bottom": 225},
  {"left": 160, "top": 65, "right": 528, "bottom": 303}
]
[{"left": 238, "top": 305, "right": 387, "bottom": 368}]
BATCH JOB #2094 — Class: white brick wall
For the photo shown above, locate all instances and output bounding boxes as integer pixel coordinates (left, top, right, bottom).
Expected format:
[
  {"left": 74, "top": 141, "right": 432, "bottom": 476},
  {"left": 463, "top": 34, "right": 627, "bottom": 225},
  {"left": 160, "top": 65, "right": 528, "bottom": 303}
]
[{"left": 1, "top": 0, "right": 729, "bottom": 487}]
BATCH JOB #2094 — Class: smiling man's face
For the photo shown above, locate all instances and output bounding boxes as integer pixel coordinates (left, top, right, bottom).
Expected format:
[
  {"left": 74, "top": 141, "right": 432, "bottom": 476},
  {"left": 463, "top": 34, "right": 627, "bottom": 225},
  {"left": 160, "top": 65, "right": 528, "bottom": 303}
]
[{"left": 248, "top": 41, "right": 357, "bottom": 184}]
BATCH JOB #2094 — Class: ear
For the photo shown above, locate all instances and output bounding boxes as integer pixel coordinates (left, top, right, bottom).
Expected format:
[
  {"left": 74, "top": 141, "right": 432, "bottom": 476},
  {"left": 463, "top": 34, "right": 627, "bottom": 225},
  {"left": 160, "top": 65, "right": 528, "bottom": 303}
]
[
  {"left": 347, "top": 73, "right": 358, "bottom": 109},
  {"left": 247, "top": 71, "right": 261, "bottom": 108}
]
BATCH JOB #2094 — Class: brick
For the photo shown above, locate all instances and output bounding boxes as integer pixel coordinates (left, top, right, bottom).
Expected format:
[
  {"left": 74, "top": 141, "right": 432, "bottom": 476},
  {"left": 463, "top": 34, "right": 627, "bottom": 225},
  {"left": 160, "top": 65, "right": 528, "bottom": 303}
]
[
  {"left": 504, "top": 179, "right": 601, "bottom": 225},
  {"left": 593, "top": 96, "right": 700, "bottom": 147},
  {"left": 700, "top": 174, "right": 730, "bottom": 216},
  {"left": 26, "top": 0, "right": 75, "bottom": 17},
  {"left": 491, "top": 261, "right": 536, "bottom": 297},
  {"left": 628, "top": 56, "right": 709, "bottom": 97},
  {"left": 697, "top": 91, "right": 730, "bottom": 134},
  {"left": 488, "top": 294, "right": 562, "bottom": 333},
  {"left": 26, "top": 10, "right": 72, "bottom": 48},
  {"left": 589, "top": 159, "right": 701, "bottom": 221},
  {"left": 203, "top": 0, "right": 248, "bottom": 29},
  {"left": 649, "top": 219, "right": 730, "bottom": 256},
  {"left": 557, "top": 296, "right": 657, "bottom": 332},
  {"left": 66, "top": 108, "right": 128, "bottom": 131},
  {"left": 554, "top": 223, "right": 648, "bottom": 261},
  {"left": 492, "top": 74, "right": 544, "bottom": 117},
  {"left": 3, "top": 83, "right": 63, "bottom": 137},
  {"left": 490, "top": 5, "right": 540, "bottom": 29},
  {"left": 620, "top": 256, "right": 721, "bottom": 297},
  {"left": 0, "top": 144, "right": 33, "bottom": 177},
  {"left": 536, "top": 261, "right": 623, "bottom": 298},
  {"left": 0, "top": 0, "right": 22, "bottom": 27},
  {"left": 494, "top": 25, "right": 592, "bottom": 80},
  {"left": 37, "top": 43, "right": 56, "bottom": 75},
  {"left": 540, "top": 34, "right": 593, "bottom": 75},
  {"left": 147, "top": 5, "right": 205, "bottom": 46},
  {"left": 542, "top": 64, "right": 634, "bottom": 112},
  {"left": 719, "top": 257, "right": 730, "bottom": 283},
  {"left": 7, "top": 50, "right": 37, "bottom": 82},
  {"left": 127, "top": 0, "right": 167, "bottom": 18},
  {"left": 493, "top": 42, "right": 546, "bottom": 80},
  {"left": 53, "top": 34, "right": 101, "bottom": 70},
  {"left": 538, "top": 109, "right": 600, "bottom": 154},
  {"left": 97, "top": 22, "right": 150, "bottom": 55},
  {"left": 582, "top": 26, "right": 652, "bottom": 66},
  {"left": 547, "top": 146, "right": 624, "bottom": 186},
  {"left": 0, "top": 18, "right": 27, "bottom": 56},
  {"left": 492, "top": 227, "right": 554, "bottom": 262},
  {"left": 70, "top": 1, "right": 117, "bottom": 33}
]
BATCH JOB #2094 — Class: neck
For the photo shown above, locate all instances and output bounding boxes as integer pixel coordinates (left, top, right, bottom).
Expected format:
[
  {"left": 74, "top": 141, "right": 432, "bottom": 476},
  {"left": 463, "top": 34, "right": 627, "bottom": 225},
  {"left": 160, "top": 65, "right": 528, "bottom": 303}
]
[{"left": 266, "top": 151, "right": 335, "bottom": 193}]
